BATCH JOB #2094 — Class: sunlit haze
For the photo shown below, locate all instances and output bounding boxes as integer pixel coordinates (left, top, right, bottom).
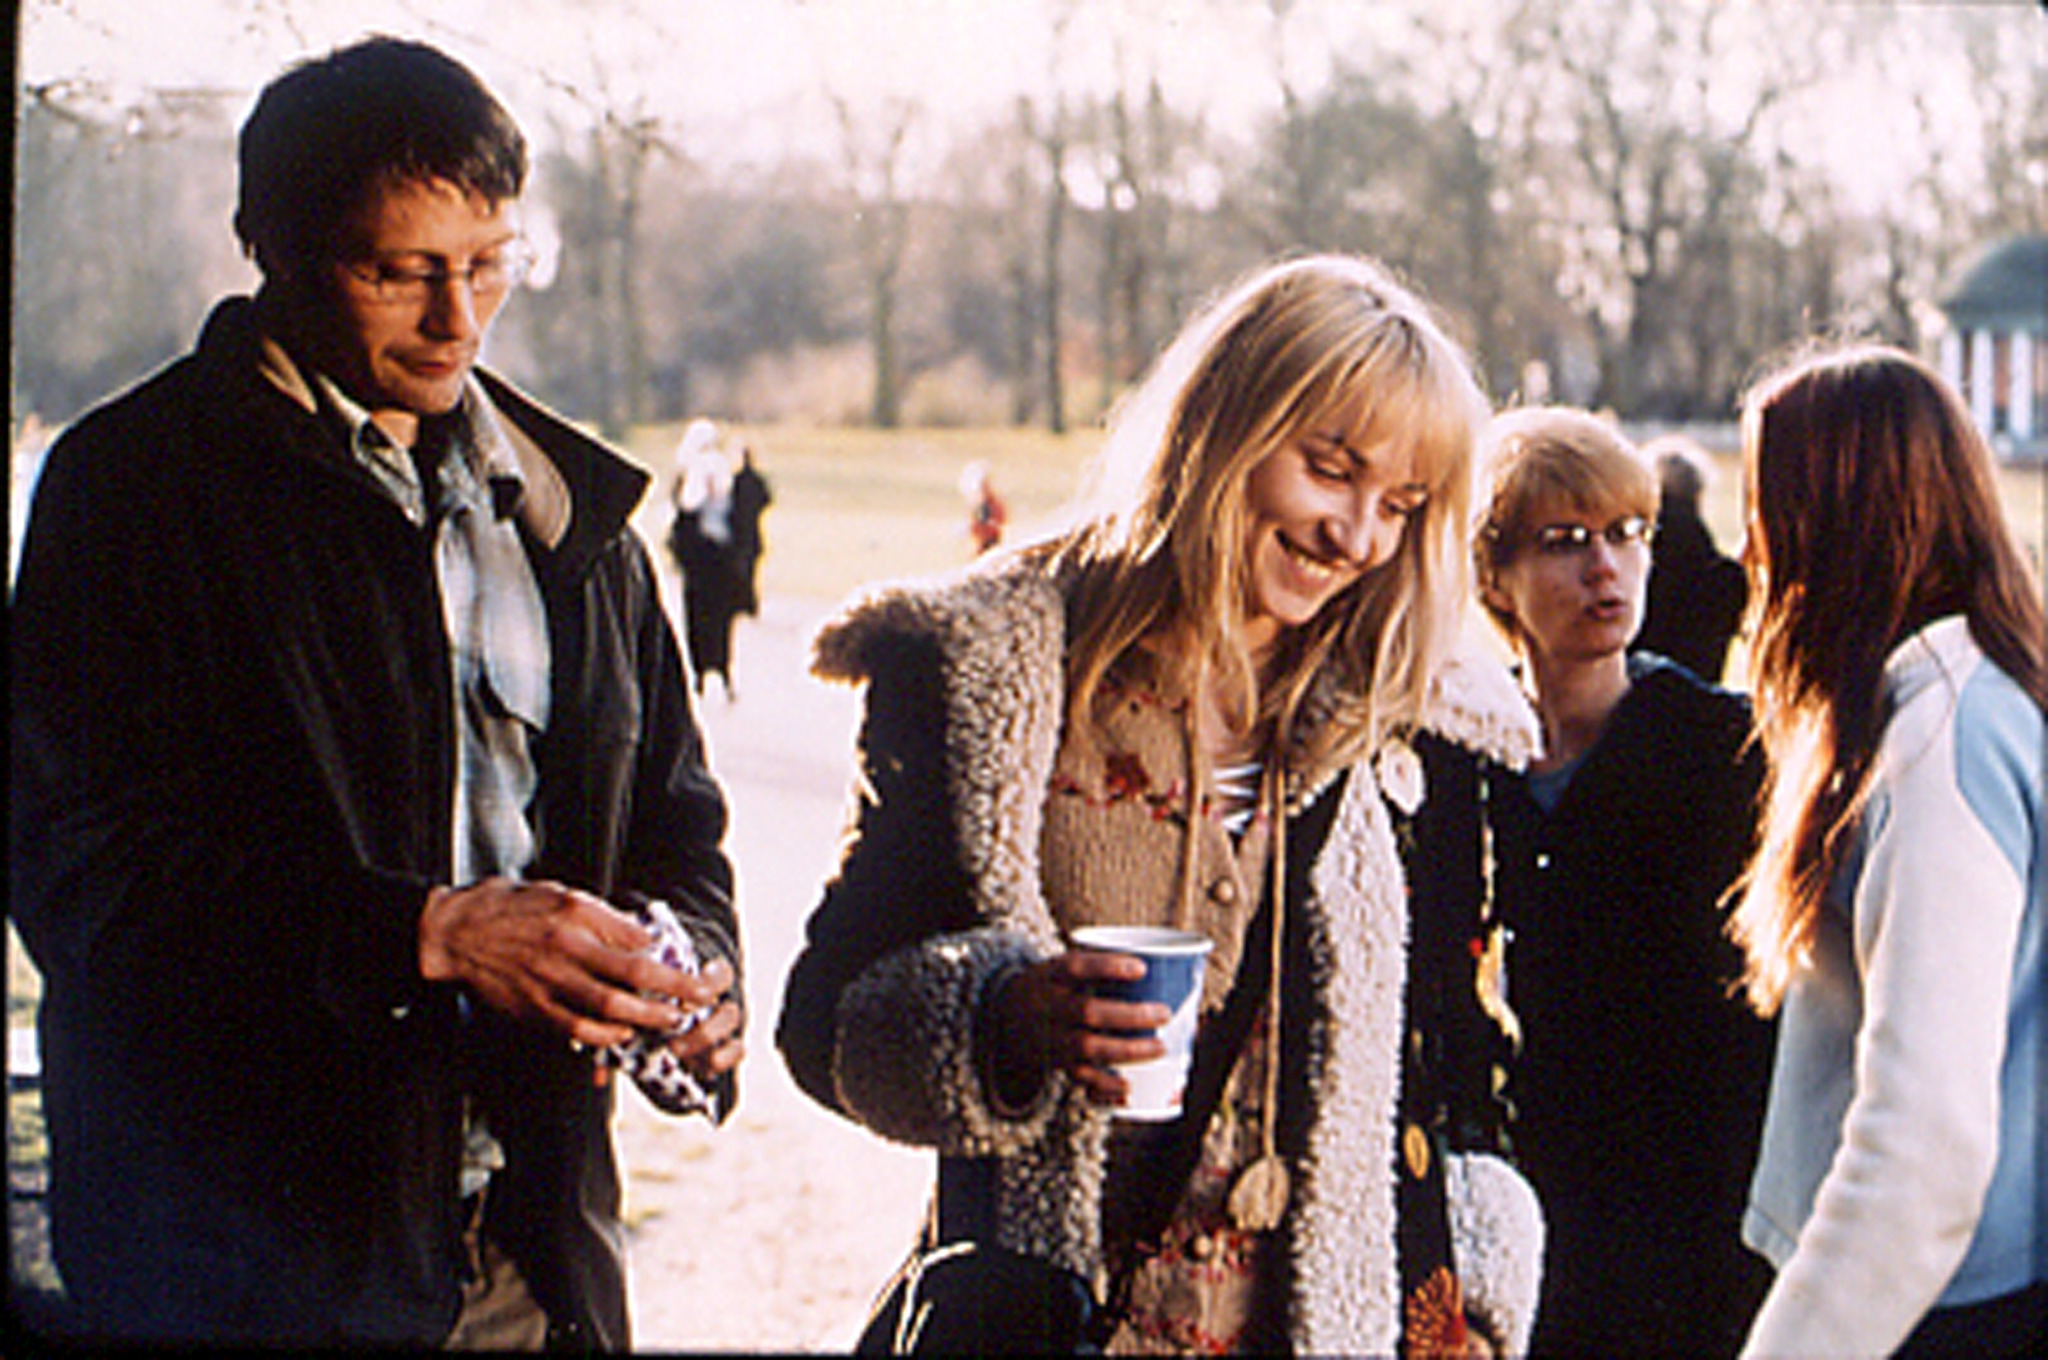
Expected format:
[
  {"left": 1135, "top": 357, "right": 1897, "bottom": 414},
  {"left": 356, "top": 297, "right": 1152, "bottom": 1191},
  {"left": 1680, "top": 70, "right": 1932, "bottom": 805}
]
[{"left": 22, "top": 0, "right": 2022, "bottom": 209}]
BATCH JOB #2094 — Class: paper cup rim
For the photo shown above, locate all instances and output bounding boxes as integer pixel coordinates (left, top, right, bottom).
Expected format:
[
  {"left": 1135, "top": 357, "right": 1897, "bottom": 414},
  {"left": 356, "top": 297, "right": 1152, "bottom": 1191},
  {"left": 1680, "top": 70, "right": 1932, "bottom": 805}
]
[{"left": 1070, "top": 925, "right": 1215, "bottom": 957}]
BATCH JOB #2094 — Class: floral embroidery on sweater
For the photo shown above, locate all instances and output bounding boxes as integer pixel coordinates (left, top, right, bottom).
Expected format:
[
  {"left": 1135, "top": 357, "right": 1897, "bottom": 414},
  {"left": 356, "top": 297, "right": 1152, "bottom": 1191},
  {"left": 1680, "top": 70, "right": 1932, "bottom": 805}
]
[
  {"left": 1405, "top": 1266, "right": 1472, "bottom": 1359},
  {"left": 1044, "top": 675, "right": 1225, "bottom": 829}
]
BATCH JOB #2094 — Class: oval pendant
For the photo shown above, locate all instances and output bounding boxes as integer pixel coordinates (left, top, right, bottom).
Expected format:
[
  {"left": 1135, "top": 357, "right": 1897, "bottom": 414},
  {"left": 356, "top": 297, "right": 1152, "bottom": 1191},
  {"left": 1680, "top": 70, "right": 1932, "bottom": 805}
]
[{"left": 1227, "top": 1154, "right": 1291, "bottom": 1232}]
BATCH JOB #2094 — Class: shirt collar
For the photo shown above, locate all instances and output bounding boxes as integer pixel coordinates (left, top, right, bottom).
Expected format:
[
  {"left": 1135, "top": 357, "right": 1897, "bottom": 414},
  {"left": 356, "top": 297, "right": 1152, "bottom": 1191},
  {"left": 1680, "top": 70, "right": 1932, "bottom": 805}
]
[
  {"left": 252, "top": 330, "right": 570, "bottom": 548},
  {"left": 313, "top": 374, "right": 523, "bottom": 519}
]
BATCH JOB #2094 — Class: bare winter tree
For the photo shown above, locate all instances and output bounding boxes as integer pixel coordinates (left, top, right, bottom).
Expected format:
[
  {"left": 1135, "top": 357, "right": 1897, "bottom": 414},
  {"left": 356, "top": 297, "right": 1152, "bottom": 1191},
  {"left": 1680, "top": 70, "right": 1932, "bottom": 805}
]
[
  {"left": 15, "top": 81, "right": 247, "bottom": 420},
  {"left": 1512, "top": 0, "right": 1815, "bottom": 415},
  {"left": 13, "top": 0, "right": 2041, "bottom": 433},
  {"left": 831, "top": 92, "right": 921, "bottom": 429},
  {"left": 1080, "top": 73, "right": 1207, "bottom": 417}
]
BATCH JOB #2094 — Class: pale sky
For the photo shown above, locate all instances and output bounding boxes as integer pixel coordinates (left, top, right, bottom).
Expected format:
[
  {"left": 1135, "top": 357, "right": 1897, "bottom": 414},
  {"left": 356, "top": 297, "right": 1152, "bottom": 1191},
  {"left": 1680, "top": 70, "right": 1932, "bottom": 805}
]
[
  {"left": 19, "top": 0, "right": 1314, "bottom": 174},
  {"left": 17, "top": 1, "right": 2040, "bottom": 217}
]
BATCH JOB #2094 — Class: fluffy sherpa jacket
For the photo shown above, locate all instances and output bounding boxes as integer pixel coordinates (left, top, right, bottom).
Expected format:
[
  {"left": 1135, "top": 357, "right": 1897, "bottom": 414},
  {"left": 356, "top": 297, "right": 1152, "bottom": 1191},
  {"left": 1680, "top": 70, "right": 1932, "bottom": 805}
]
[{"left": 783, "top": 557, "right": 1544, "bottom": 1355}]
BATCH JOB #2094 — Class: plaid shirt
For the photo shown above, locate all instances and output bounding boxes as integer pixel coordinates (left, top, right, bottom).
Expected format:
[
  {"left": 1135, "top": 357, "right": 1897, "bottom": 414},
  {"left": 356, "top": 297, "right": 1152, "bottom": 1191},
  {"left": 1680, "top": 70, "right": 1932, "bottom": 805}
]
[
  {"left": 318, "top": 376, "right": 551, "bottom": 886},
  {"left": 319, "top": 377, "right": 554, "bottom": 1195}
]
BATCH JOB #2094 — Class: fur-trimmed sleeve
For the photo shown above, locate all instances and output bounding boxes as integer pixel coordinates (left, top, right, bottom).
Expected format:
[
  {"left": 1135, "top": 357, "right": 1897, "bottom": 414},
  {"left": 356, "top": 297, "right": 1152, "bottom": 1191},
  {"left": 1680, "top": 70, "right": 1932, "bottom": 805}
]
[
  {"left": 778, "top": 569, "right": 1074, "bottom": 1154},
  {"left": 833, "top": 925, "right": 1066, "bottom": 1153},
  {"left": 1447, "top": 1150, "right": 1545, "bottom": 1355}
]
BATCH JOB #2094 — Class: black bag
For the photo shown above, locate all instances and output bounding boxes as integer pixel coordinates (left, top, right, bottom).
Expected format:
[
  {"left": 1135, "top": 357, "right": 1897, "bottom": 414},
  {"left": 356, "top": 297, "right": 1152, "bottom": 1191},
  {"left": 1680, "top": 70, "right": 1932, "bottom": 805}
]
[
  {"left": 856, "top": 1158, "right": 1098, "bottom": 1355},
  {"left": 855, "top": 1235, "right": 1098, "bottom": 1355}
]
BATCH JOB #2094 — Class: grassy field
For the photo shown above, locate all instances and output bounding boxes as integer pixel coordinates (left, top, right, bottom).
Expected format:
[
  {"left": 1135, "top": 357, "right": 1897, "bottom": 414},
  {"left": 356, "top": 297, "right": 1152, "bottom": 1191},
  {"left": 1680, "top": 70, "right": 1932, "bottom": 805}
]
[{"left": 618, "top": 422, "right": 1105, "bottom": 602}]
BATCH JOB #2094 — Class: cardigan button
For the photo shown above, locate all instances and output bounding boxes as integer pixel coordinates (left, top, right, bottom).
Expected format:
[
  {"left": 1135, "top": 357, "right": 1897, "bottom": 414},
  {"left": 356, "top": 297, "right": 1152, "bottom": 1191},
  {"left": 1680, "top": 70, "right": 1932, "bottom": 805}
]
[
  {"left": 1190, "top": 1232, "right": 1217, "bottom": 1261},
  {"left": 1210, "top": 876, "right": 1239, "bottom": 905},
  {"left": 1535, "top": 851, "right": 1552, "bottom": 870},
  {"left": 1402, "top": 1123, "right": 1432, "bottom": 1179}
]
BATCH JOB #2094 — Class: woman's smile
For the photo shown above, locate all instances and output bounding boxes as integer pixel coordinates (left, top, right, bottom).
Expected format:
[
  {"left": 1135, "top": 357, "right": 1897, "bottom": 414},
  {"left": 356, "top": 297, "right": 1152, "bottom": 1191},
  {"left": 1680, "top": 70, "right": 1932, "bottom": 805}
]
[
  {"left": 1275, "top": 529, "right": 1356, "bottom": 592},
  {"left": 1240, "top": 419, "right": 1425, "bottom": 656}
]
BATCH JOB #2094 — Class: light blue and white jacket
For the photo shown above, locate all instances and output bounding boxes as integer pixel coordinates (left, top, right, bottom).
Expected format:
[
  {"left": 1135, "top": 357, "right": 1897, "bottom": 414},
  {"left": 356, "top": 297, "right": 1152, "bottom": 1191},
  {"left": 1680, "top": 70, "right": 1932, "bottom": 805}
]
[{"left": 1742, "top": 616, "right": 2045, "bottom": 1357}]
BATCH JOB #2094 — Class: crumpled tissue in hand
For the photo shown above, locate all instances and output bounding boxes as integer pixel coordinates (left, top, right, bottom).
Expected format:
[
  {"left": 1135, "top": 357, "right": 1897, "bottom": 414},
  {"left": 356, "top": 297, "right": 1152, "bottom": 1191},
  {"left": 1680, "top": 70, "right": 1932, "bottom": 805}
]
[{"left": 610, "top": 898, "right": 721, "bottom": 1118}]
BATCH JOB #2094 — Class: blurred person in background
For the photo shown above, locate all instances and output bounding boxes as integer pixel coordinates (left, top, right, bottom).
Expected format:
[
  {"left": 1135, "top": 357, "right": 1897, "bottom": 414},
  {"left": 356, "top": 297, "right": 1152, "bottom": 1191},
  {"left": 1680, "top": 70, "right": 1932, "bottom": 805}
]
[
  {"left": 730, "top": 444, "right": 773, "bottom": 618},
  {"left": 1731, "top": 345, "right": 2046, "bottom": 1359},
  {"left": 961, "top": 458, "right": 1010, "bottom": 556},
  {"left": 667, "top": 418, "right": 750, "bottom": 698},
  {"left": 1473, "top": 407, "right": 1774, "bottom": 1357},
  {"left": 10, "top": 37, "right": 743, "bottom": 1348},
  {"left": 1631, "top": 433, "right": 1748, "bottom": 684}
]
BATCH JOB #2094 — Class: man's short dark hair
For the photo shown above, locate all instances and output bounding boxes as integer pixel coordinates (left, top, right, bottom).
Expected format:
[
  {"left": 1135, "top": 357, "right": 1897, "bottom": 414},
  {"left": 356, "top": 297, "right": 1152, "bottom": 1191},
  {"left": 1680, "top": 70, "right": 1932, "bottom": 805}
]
[{"left": 235, "top": 35, "right": 528, "bottom": 277}]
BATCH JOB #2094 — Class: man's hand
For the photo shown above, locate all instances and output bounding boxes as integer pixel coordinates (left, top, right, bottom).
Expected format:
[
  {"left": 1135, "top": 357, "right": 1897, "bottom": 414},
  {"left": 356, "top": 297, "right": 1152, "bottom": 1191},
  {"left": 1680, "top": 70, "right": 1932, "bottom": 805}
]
[
  {"left": 659, "top": 957, "right": 745, "bottom": 1082},
  {"left": 418, "top": 877, "right": 721, "bottom": 1049}
]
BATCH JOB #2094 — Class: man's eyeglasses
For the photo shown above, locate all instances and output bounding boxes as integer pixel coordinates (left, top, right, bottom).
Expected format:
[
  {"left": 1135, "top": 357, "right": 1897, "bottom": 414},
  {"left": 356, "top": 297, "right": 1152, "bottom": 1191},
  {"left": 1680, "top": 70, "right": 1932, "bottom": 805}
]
[
  {"left": 1528, "top": 515, "right": 1656, "bottom": 557},
  {"left": 339, "top": 241, "right": 537, "bottom": 306}
]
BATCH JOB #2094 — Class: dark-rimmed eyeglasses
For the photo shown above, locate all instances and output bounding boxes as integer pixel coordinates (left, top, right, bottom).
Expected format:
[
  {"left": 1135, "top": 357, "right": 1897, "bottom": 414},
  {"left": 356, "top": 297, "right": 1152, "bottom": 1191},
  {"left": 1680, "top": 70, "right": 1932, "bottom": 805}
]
[
  {"left": 1528, "top": 515, "right": 1655, "bottom": 556},
  {"left": 339, "top": 241, "right": 537, "bottom": 306}
]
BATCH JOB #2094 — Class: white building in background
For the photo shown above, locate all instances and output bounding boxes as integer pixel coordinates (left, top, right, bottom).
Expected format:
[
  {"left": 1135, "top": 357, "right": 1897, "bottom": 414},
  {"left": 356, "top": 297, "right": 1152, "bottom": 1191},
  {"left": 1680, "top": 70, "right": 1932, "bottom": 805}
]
[{"left": 1938, "top": 234, "right": 2048, "bottom": 460}]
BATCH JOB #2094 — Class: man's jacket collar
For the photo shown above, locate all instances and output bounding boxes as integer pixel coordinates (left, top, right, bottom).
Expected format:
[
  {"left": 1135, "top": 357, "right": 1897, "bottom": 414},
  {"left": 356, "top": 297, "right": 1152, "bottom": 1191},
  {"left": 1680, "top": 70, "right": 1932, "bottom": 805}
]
[{"left": 198, "top": 296, "right": 647, "bottom": 571}]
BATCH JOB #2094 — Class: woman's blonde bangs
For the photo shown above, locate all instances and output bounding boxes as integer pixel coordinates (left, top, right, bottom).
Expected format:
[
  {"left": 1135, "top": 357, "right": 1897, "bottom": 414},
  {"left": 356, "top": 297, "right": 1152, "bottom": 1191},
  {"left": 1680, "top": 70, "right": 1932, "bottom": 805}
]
[{"left": 1279, "top": 290, "right": 1487, "bottom": 498}]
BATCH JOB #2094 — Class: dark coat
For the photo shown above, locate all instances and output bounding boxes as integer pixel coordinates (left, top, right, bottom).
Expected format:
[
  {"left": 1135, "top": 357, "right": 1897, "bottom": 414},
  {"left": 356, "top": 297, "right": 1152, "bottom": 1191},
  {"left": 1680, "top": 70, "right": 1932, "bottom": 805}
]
[
  {"left": 730, "top": 459, "right": 771, "bottom": 615},
  {"left": 10, "top": 298, "right": 738, "bottom": 1347},
  {"left": 1489, "top": 657, "right": 1774, "bottom": 1358},
  {"left": 1635, "top": 502, "right": 1747, "bottom": 683},
  {"left": 669, "top": 504, "right": 742, "bottom": 682}
]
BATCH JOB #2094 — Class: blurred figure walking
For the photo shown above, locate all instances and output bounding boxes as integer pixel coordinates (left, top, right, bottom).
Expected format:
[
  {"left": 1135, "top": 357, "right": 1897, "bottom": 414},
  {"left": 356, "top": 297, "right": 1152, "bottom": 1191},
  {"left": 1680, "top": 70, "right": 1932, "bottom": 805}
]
[
  {"left": 667, "top": 419, "right": 750, "bottom": 698},
  {"left": 960, "top": 459, "right": 1008, "bottom": 555},
  {"left": 730, "top": 445, "right": 772, "bottom": 618},
  {"left": 1631, "top": 434, "right": 1747, "bottom": 684}
]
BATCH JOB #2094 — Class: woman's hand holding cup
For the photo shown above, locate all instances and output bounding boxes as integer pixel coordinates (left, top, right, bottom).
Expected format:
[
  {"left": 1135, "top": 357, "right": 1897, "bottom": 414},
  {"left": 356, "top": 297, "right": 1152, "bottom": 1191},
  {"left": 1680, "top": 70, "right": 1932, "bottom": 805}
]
[
  {"left": 1067, "top": 926, "right": 1215, "bottom": 1119},
  {"left": 986, "top": 926, "right": 1214, "bottom": 1117},
  {"left": 987, "top": 950, "right": 1171, "bottom": 1108}
]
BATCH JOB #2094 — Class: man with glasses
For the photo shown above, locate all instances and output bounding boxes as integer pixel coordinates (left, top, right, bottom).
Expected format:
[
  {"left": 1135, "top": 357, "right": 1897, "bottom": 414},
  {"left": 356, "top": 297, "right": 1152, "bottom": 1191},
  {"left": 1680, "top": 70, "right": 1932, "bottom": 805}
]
[{"left": 12, "top": 37, "right": 743, "bottom": 1348}]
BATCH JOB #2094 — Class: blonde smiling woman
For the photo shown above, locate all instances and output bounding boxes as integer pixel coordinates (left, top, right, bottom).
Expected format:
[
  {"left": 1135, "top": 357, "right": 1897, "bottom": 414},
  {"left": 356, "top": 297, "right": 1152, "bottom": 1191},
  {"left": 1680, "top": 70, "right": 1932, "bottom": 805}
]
[{"left": 779, "top": 254, "right": 1545, "bottom": 1356}]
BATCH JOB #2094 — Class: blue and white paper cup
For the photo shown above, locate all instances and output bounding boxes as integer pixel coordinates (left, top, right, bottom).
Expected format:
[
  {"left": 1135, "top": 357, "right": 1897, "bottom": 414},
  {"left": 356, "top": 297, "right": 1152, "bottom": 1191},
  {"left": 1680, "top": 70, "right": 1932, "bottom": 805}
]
[{"left": 1071, "top": 924, "right": 1215, "bottom": 1121}]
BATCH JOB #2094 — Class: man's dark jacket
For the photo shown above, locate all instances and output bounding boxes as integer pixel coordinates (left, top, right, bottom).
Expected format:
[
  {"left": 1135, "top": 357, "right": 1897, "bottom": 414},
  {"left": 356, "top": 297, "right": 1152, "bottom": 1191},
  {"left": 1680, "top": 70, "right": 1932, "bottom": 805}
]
[
  {"left": 1634, "top": 501, "right": 1746, "bottom": 683},
  {"left": 10, "top": 298, "right": 738, "bottom": 1346}
]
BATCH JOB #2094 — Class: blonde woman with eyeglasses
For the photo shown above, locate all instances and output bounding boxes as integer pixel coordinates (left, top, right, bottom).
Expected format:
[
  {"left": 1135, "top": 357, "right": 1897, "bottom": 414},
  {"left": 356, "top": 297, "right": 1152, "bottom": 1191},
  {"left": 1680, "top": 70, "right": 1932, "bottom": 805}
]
[{"left": 1472, "top": 407, "right": 1776, "bottom": 1357}]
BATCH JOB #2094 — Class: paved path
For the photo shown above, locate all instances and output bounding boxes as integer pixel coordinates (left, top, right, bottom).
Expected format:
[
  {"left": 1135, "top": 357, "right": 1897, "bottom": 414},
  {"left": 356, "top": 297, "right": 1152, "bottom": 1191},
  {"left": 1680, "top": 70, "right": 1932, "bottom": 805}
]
[{"left": 615, "top": 589, "right": 930, "bottom": 1352}]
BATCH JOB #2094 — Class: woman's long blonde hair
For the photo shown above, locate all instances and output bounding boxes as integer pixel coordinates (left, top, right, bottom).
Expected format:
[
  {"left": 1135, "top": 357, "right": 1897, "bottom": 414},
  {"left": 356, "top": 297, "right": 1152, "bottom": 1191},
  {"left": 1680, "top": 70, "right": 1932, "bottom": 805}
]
[
  {"left": 1041, "top": 253, "right": 1490, "bottom": 770},
  {"left": 1732, "top": 343, "right": 2048, "bottom": 1011}
]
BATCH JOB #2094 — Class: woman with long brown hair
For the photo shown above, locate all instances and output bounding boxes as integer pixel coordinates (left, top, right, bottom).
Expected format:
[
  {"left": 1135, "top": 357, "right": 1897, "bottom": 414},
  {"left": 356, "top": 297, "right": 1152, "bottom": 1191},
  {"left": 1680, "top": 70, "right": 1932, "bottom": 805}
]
[{"left": 1732, "top": 344, "right": 2047, "bottom": 1358}]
